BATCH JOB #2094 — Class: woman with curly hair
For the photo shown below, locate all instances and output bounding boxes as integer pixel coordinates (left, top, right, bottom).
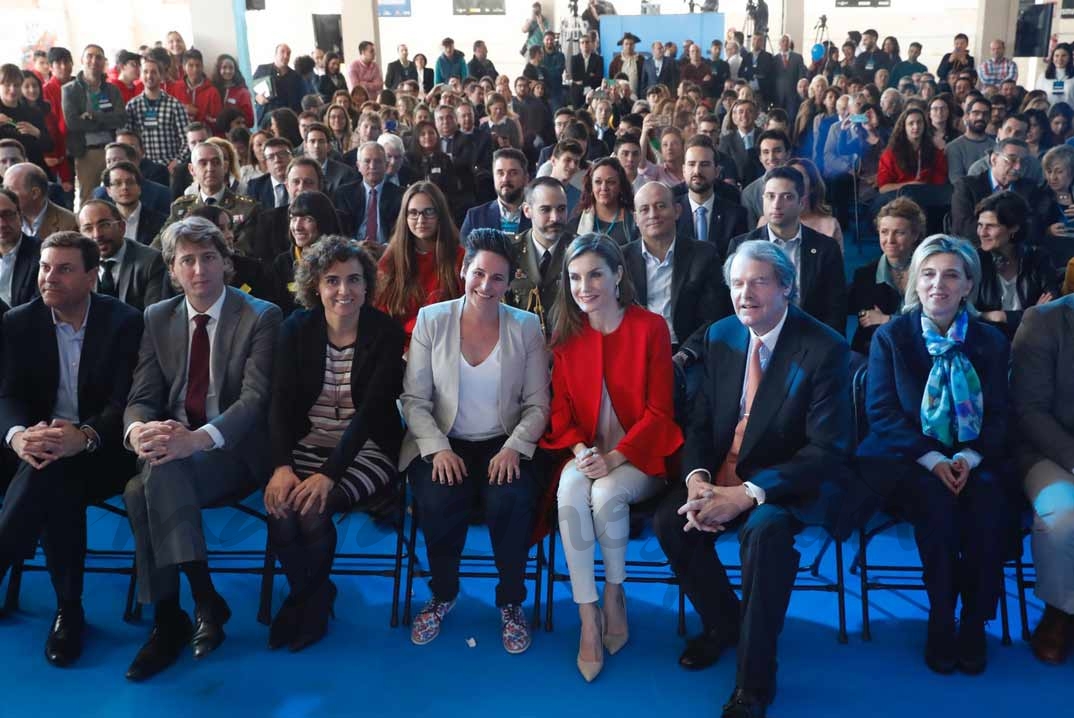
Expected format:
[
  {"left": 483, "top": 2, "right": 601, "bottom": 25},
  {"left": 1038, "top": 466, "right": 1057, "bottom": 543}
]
[{"left": 565, "top": 158, "right": 639, "bottom": 246}]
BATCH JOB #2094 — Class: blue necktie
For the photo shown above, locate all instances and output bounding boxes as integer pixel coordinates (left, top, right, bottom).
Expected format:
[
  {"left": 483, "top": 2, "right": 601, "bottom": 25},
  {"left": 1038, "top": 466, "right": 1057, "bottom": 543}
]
[{"left": 695, "top": 206, "right": 709, "bottom": 244}]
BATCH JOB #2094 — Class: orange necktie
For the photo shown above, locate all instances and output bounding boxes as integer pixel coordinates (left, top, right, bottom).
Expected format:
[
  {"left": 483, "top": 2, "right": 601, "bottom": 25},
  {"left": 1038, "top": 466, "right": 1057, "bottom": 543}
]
[{"left": 714, "top": 339, "right": 764, "bottom": 487}]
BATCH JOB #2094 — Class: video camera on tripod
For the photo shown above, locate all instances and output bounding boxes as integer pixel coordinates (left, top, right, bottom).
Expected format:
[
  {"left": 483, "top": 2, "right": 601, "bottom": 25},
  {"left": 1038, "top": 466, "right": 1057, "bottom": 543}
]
[{"left": 746, "top": 0, "right": 769, "bottom": 35}]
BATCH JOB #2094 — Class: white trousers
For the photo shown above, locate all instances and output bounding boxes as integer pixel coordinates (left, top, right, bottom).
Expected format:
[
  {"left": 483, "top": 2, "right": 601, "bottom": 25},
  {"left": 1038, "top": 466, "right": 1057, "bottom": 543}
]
[{"left": 556, "top": 460, "right": 663, "bottom": 604}]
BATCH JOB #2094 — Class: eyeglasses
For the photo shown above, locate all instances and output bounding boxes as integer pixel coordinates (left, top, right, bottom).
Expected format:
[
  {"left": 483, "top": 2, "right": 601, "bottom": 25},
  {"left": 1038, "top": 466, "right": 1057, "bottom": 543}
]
[
  {"left": 406, "top": 208, "right": 438, "bottom": 220},
  {"left": 996, "top": 153, "right": 1024, "bottom": 166},
  {"left": 264, "top": 151, "right": 292, "bottom": 162}
]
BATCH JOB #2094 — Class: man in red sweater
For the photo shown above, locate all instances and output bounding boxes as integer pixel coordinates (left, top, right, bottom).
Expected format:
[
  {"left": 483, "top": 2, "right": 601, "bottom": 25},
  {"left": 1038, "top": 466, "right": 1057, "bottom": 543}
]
[
  {"left": 110, "top": 50, "right": 144, "bottom": 105},
  {"left": 166, "top": 49, "right": 222, "bottom": 133},
  {"left": 42, "top": 47, "right": 74, "bottom": 194}
]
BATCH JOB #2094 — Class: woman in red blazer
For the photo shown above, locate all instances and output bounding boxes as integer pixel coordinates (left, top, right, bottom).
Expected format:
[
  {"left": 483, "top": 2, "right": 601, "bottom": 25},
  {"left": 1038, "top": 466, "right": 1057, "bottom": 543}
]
[{"left": 541, "top": 234, "right": 683, "bottom": 682}]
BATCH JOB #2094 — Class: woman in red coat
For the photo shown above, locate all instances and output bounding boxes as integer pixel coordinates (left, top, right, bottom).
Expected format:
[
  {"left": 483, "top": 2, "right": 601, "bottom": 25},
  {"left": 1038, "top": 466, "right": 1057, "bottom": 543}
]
[
  {"left": 878, "top": 106, "right": 949, "bottom": 193},
  {"left": 542, "top": 233, "right": 683, "bottom": 682}
]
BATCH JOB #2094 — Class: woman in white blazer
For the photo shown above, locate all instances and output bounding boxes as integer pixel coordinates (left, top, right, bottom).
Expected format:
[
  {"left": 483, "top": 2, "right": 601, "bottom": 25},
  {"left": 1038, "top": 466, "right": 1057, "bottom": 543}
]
[{"left": 400, "top": 228, "right": 550, "bottom": 655}]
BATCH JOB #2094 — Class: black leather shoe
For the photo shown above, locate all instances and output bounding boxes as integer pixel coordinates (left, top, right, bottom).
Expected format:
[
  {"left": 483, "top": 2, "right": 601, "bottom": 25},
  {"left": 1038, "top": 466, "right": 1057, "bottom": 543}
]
[
  {"left": 125, "top": 611, "right": 193, "bottom": 681},
  {"left": 956, "top": 620, "right": 987, "bottom": 675},
  {"left": 925, "top": 625, "right": 958, "bottom": 675},
  {"left": 191, "top": 593, "right": 232, "bottom": 660},
  {"left": 721, "top": 688, "right": 768, "bottom": 718},
  {"left": 289, "top": 580, "right": 337, "bottom": 653},
  {"left": 45, "top": 606, "right": 85, "bottom": 667},
  {"left": 268, "top": 594, "right": 302, "bottom": 650},
  {"left": 678, "top": 627, "right": 739, "bottom": 670}
]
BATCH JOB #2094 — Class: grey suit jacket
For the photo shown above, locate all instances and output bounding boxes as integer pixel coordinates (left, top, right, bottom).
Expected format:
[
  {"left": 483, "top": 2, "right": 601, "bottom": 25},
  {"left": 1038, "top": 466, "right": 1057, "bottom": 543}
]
[
  {"left": 1011, "top": 294, "right": 1074, "bottom": 474},
  {"left": 398, "top": 297, "right": 550, "bottom": 470},
  {"left": 124, "top": 286, "right": 282, "bottom": 475},
  {"left": 115, "top": 239, "right": 166, "bottom": 312}
]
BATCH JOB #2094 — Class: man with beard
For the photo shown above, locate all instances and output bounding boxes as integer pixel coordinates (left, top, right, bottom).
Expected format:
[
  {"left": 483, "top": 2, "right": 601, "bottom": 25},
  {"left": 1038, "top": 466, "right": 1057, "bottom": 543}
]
[
  {"left": 101, "top": 161, "right": 167, "bottom": 246},
  {"left": 676, "top": 136, "right": 748, "bottom": 262},
  {"left": 78, "top": 199, "right": 165, "bottom": 311},
  {"left": 460, "top": 148, "right": 532, "bottom": 239},
  {"left": 624, "top": 181, "right": 731, "bottom": 353},
  {"left": 944, "top": 97, "right": 993, "bottom": 184},
  {"left": 509, "top": 176, "right": 571, "bottom": 337}
]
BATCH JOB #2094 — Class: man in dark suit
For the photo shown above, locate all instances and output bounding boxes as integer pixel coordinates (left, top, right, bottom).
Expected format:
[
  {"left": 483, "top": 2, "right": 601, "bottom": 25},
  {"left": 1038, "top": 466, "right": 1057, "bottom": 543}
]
[
  {"left": 726, "top": 167, "right": 846, "bottom": 335},
  {"left": 90, "top": 142, "right": 172, "bottom": 216},
  {"left": 720, "top": 99, "right": 764, "bottom": 187},
  {"left": 626, "top": 181, "right": 732, "bottom": 353},
  {"left": 100, "top": 161, "right": 167, "bottom": 246},
  {"left": 641, "top": 41, "right": 680, "bottom": 95},
  {"left": 1011, "top": 296, "right": 1074, "bottom": 665},
  {"left": 0, "top": 188, "right": 41, "bottom": 308},
  {"left": 78, "top": 200, "right": 165, "bottom": 312},
  {"left": 434, "top": 105, "right": 478, "bottom": 211},
  {"left": 509, "top": 177, "right": 571, "bottom": 337},
  {"left": 678, "top": 136, "right": 748, "bottom": 261},
  {"left": 333, "top": 142, "right": 401, "bottom": 247},
  {"left": 570, "top": 34, "right": 603, "bottom": 108},
  {"left": 0, "top": 231, "right": 143, "bottom": 667},
  {"left": 245, "top": 137, "right": 294, "bottom": 210},
  {"left": 302, "top": 122, "right": 358, "bottom": 197},
  {"left": 122, "top": 217, "right": 281, "bottom": 681},
  {"left": 251, "top": 43, "right": 304, "bottom": 125},
  {"left": 773, "top": 35, "right": 808, "bottom": 123},
  {"left": 116, "top": 129, "right": 171, "bottom": 188},
  {"left": 655, "top": 239, "right": 852, "bottom": 718},
  {"left": 741, "top": 34, "right": 776, "bottom": 107},
  {"left": 237, "top": 157, "right": 332, "bottom": 265},
  {"left": 460, "top": 148, "right": 531, "bottom": 239},
  {"left": 950, "top": 138, "right": 1036, "bottom": 243},
  {"left": 852, "top": 29, "right": 891, "bottom": 84}
]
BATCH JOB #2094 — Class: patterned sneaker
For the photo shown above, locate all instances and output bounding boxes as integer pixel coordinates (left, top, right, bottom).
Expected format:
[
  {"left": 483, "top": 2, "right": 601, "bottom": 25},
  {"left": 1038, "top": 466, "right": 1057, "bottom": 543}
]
[
  {"left": 411, "top": 598, "right": 456, "bottom": 646},
  {"left": 500, "top": 604, "right": 531, "bottom": 654}
]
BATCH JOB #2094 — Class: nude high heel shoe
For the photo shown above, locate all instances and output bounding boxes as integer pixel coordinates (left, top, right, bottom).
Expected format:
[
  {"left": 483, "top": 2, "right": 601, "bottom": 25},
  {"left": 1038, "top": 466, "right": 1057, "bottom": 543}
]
[
  {"left": 577, "top": 607, "right": 604, "bottom": 682},
  {"left": 602, "top": 586, "right": 629, "bottom": 655}
]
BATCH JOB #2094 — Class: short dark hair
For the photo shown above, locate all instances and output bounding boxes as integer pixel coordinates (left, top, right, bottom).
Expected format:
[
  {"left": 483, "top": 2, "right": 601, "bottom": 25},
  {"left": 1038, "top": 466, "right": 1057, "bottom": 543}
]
[
  {"left": 115, "top": 127, "right": 143, "bottom": 150},
  {"left": 524, "top": 176, "right": 566, "bottom": 205},
  {"left": 685, "top": 133, "right": 717, "bottom": 160},
  {"left": 293, "top": 235, "right": 377, "bottom": 310},
  {"left": 757, "top": 129, "right": 790, "bottom": 152},
  {"left": 79, "top": 198, "right": 123, "bottom": 222},
  {"left": 42, "top": 231, "right": 100, "bottom": 272},
  {"left": 954, "top": 33, "right": 969, "bottom": 42},
  {"left": 0, "top": 138, "right": 27, "bottom": 159},
  {"left": 185, "top": 121, "right": 209, "bottom": 136},
  {"left": 762, "top": 165, "right": 805, "bottom": 199},
  {"left": 463, "top": 228, "right": 516, "bottom": 279},
  {"left": 263, "top": 136, "right": 294, "bottom": 153},
  {"left": 288, "top": 190, "right": 339, "bottom": 235},
  {"left": 105, "top": 142, "right": 138, "bottom": 162},
  {"left": 182, "top": 48, "right": 204, "bottom": 64},
  {"left": 304, "top": 121, "right": 331, "bottom": 139},
  {"left": 102, "top": 160, "right": 143, "bottom": 187},
  {"left": 613, "top": 132, "right": 641, "bottom": 151},
  {"left": 553, "top": 139, "right": 583, "bottom": 159},
  {"left": 47, "top": 47, "right": 72, "bottom": 65},
  {"left": 286, "top": 157, "right": 326, "bottom": 191},
  {"left": 358, "top": 41, "right": 374, "bottom": 53},
  {"left": 492, "top": 147, "right": 528, "bottom": 173},
  {"left": 0, "top": 187, "right": 20, "bottom": 213}
]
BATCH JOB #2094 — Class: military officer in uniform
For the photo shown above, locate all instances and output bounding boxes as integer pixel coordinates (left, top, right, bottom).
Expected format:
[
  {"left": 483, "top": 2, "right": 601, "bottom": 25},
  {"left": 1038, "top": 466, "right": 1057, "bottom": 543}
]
[
  {"left": 506, "top": 177, "right": 572, "bottom": 337},
  {"left": 153, "top": 142, "right": 260, "bottom": 250}
]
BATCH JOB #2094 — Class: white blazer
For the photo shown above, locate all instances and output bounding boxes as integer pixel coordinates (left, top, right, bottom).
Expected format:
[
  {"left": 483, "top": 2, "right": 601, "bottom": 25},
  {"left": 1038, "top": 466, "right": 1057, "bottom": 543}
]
[{"left": 398, "top": 297, "right": 550, "bottom": 470}]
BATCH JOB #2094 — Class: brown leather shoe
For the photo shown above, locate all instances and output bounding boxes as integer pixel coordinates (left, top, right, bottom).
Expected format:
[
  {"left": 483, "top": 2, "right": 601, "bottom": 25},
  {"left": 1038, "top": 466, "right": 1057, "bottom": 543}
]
[{"left": 1030, "top": 605, "right": 1074, "bottom": 665}]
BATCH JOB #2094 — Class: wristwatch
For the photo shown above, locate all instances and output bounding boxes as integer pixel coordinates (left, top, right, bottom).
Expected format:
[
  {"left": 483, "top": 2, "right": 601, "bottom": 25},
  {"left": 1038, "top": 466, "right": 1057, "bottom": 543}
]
[{"left": 79, "top": 425, "right": 99, "bottom": 453}]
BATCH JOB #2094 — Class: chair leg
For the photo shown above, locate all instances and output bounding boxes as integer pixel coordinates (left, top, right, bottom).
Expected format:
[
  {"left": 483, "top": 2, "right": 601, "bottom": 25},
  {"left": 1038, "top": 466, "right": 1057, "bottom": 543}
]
[
  {"left": 1015, "top": 557, "right": 1031, "bottom": 642},
  {"left": 677, "top": 583, "right": 686, "bottom": 636},
  {"left": 544, "top": 527, "right": 556, "bottom": 632},
  {"left": 999, "top": 574, "right": 1012, "bottom": 646},
  {"left": 123, "top": 555, "right": 139, "bottom": 623},
  {"left": 390, "top": 487, "right": 407, "bottom": 629},
  {"left": 531, "top": 540, "right": 544, "bottom": 629},
  {"left": 403, "top": 495, "right": 419, "bottom": 626},
  {"left": 810, "top": 535, "right": 833, "bottom": 577},
  {"left": 835, "top": 538, "right": 848, "bottom": 644},
  {"left": 4, "top": 559, "right": 24, "bottom": 613},
  {"left": 257, "top": 532, "right": 274, "bottom": 626},
  {"left": 859, "top": 527, "right": 872, "bottom": 641}
]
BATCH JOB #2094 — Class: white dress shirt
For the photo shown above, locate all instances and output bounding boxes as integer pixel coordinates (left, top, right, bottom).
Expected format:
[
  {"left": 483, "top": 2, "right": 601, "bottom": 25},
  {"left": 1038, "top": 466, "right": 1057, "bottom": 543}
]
[
  {"left": 122, "top": 203, "right": 143, "bottom": 242},
  {"left": 641, "top": 239, "right": 678, "bottom": 344},
  {"left": 21, "top": 204, "right": 47, "bottom": 239},
  {"left": 766, "top": 223, "right": 802, "bottom": 301},
  {"left": 0, "top": 236, "right": 22, "bottom": 306}
]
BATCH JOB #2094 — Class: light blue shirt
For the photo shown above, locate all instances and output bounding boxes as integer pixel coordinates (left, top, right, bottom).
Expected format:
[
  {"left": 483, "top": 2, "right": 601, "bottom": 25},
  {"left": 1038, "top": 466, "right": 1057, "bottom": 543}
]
[{"left": 52, "top": 304, "right": 90, "bottom": 423}]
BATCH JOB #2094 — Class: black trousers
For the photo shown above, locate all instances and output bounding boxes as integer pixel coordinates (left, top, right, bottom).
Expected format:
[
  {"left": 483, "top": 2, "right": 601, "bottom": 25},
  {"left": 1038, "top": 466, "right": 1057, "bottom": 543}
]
[
  {"left": 0, "top": 450, "right": 132, "bottom": 604},
  {"left": 863, "top": 457, "right": 1008, "bottom": 627},
  {"left": 407, "top": 436, "right": 537, "bottom": 607},
  {"left": 267, "top": 484, "right": 352, "bottom": 597},
  {"left": 654, "top": 484, "right": 803, "bottom": 699}
]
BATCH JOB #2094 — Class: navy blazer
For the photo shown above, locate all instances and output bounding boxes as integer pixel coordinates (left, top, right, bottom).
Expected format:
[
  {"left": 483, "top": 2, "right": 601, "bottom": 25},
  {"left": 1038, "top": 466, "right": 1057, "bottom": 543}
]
[
  {"left": 674, "top": 194, "right": 749, "bottom": 261},
  {"left": 459, "top": 199, "right": 531, "bottom": 240},
  {"left": 857, "top": 310, "right": 1010, "bottom": 466},
  {"left": 7, "top": 234, "right": 41, "bottom": 308},
  {"left": 92, "top": 180, "right": 172, "bottom": 216},
  {"left": 245, "top": 173, "right": 281, "bottom": 210},
  {"left": 684, "top": 305, "right": 853, "bottom": 528}
]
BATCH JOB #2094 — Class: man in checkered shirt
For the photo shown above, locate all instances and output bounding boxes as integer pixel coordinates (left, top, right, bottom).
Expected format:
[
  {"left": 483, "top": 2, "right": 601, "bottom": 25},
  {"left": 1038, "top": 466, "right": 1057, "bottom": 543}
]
[
  {"left": 125, "top": 56, "right": 188, "bottom": 171},
  {"left": 978, "top": 39, "right": 1018, "bottom": 88}
]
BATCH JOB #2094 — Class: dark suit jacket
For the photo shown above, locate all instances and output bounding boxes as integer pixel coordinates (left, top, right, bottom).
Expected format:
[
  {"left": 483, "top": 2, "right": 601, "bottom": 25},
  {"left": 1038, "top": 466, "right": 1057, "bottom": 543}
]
[
  {"left": 333, "top": 179, "right": 403, "bottom": 242},
  {"left": 6, "top": 234, "right": 41, "bottom": 308},
  {"left": 460, "top": 199, "right": 531, "bottom": 239},
  {"left": 719, "top": 130, "right": 763, "bottom": 186},
  {"left": 134, "top": 206, "right": 167, "bottom": 247},
  {"left": 323, "top": 158, "right": 359, "bottom": 197},
  {"left": 858, "top": 310, "right": 1009, "bottom": 468},
  {"left": 124, "top": 287, "right": 282, "bottom": 478},
  {"left": 245, "top": 173, "right": 283, "bottom": 210},
  {"left": 950, "top": 172, "right": 1037, "bottom": 243},
  {"left": 728, "top": 225, "right": 848, "bottom": 335},
  {"left": 1011, "top": 295, "right": 1074, "bottom": 474},
  {"left": 139, "top": 158, "right": 170, "bottom": 187},
  {"left": 269, "top": 305, "right": 405, "bottom": 478},
  {"left": 741, "top": 50, "right": 776, "bottom": 104},
  {"left": 674, "top": 194, "right": 749, "bottom": 261},
  {"left": 114, "top": 239, "right": 166, "bottom": 312},
  {"left": 683, "top": 305, "right": 852, "bottom": 527},
  {"left": 847, "top": 259, "right": 903, "bottom": 355},
  {"left": 624, "top": 237, "right": 732, "bottom": 346},
  {"left": 774, "top": 52, "right": 808, "bottom": 116},
  {"left": 235, "top": 205, "right": 347, "bottom": 267},
  {"left": 641, "top": 56, "right": 680, "bottom": 94},
  {"left": 570, "top": 53, "right": 604, "bottom": 105},
  {"left": 0, "top": 294, "right": 143, "bottom": 452}
]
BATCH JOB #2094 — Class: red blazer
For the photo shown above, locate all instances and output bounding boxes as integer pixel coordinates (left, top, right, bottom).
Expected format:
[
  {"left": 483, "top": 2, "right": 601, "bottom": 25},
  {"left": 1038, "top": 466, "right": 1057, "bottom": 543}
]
[
  {"left": 542, "top": 305, "right": 683, "bottom": 477},
  {"left": 877, "top": 146, "right": 948, "bottom": 188}
]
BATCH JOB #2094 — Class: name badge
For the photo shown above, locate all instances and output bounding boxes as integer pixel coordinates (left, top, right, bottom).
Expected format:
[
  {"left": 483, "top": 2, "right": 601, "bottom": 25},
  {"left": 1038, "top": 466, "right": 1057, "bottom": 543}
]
[
  {"left": 99, "top": 98, "right": 113, "bottom": 111},
  {"left": 227, "top": 97, "right": 237, "bottom": 105},
  {"left": 865, "top": 60, "right": 875, "bottom": 71},
  {"left": 1054, "top": 80, "right": 1066, "bottom": 95}
]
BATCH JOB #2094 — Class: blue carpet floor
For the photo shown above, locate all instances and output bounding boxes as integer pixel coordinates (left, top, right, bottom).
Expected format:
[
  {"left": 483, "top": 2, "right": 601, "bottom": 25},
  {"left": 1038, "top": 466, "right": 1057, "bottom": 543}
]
[{"left": 0, "top": 497, "right": 1066, "bottom": 718}]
